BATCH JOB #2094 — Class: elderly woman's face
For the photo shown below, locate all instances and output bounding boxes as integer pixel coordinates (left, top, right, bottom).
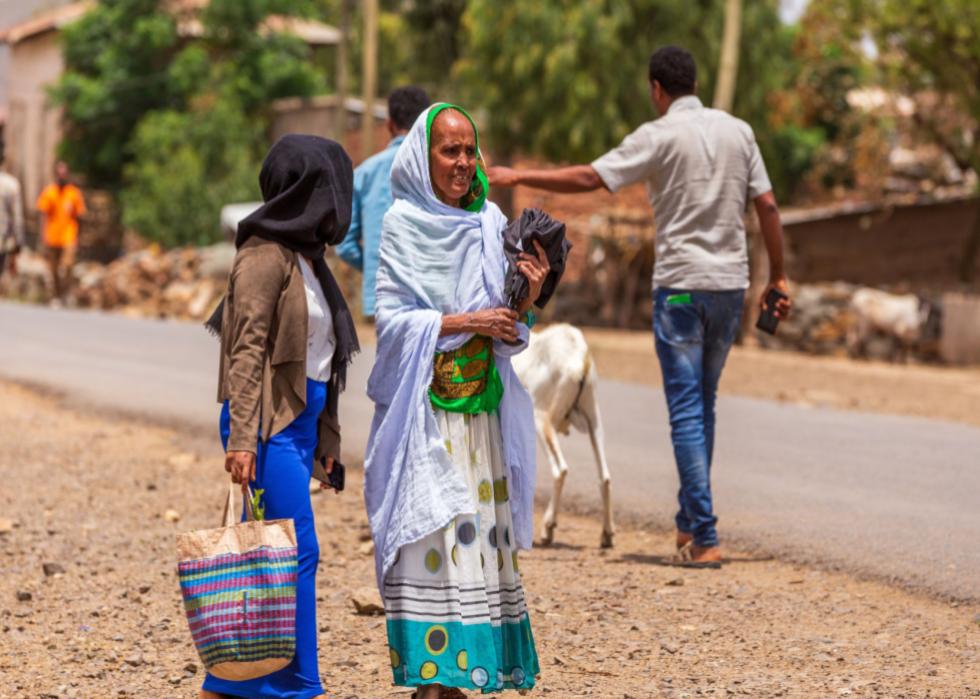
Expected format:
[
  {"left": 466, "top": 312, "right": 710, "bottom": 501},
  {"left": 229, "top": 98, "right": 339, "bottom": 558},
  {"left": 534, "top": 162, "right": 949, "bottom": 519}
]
[{"left": 429, "top": 110, "right": 477, "bottom": 207}]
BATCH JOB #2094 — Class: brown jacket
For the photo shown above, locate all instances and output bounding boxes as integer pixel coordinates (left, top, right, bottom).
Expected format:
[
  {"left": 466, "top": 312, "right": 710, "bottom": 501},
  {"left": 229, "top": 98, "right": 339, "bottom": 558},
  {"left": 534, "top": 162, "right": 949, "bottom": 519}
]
[{"left": 217, "top": 237, "right": 341, "bottom": 462}]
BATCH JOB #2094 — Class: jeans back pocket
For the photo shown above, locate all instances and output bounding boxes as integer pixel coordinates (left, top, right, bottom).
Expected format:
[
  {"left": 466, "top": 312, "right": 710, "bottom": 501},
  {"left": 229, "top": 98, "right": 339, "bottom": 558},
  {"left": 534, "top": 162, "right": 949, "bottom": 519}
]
[{"left": 655, "top": 293, "right": 702, "bottom": 346}]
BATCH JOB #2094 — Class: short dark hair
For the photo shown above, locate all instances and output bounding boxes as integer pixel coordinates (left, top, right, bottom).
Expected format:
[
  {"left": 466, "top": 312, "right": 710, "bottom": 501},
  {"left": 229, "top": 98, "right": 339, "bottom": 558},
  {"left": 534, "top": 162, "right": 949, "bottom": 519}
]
[
  {"left": 388, "top": 86, "right": 431, "bottom": 131},
  {"left": 648, "top": 46, "right": 697, "bottom": 97}
]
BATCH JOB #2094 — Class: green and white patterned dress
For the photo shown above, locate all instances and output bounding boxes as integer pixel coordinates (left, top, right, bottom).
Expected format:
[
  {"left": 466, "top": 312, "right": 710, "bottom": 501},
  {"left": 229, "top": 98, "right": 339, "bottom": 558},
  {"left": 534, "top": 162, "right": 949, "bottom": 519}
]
[{"left": 383, "top": 336, "right": 540, "bottom": 693}]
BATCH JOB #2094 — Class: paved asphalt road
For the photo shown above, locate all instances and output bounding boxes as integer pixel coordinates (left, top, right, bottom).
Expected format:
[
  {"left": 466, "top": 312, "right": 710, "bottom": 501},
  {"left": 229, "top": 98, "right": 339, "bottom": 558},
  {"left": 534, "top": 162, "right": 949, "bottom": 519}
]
[{"left": 2, "top": 302, "right": 977, "bottom": 600}]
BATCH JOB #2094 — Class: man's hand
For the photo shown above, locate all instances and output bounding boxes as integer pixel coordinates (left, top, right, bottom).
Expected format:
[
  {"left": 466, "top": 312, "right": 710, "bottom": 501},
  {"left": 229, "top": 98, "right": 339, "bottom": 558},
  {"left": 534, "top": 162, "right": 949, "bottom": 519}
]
[
  {"left": 225, "top": 450, "right": 256, "bottom": 494},
  {"left": 753, "top": 191, "right": 790, "bottom": 320},
  {"left": 487, "top": 166, "right": 521, "bottom": 188},
  {"left": 318, "top": 456, "right": 341, "bottom": 494},
  {"left": 760, "top": 276, "right": 792, "bottom": 318}
]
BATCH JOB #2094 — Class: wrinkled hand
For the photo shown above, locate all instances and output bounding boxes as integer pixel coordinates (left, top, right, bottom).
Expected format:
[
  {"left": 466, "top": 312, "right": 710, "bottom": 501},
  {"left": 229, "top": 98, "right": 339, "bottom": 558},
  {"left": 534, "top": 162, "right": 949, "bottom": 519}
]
[
  {"left": 487, "top": 166, "right": 520, "bottom": 188},
  {"left": 468, "top": 308, "right": 519, "bottom": 342},
  {"left": 318, "top": 456, "right": 340, "bottom": 494},
  {"left": 760, "top": 276, "right": 792, "bottom": 318},
  {"left": 225, "top": 450, "right": 256, "bottom": 494},
  {"left": 518, "top": 240, "right": 550, "bottom": 307}
]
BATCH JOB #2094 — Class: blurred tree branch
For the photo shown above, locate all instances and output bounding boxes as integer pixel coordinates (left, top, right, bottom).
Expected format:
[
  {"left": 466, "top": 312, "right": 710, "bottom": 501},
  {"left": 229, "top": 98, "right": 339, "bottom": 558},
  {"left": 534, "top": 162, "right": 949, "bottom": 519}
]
[{"left": 862, "top": 0, "right": 980, "bottom": 280}]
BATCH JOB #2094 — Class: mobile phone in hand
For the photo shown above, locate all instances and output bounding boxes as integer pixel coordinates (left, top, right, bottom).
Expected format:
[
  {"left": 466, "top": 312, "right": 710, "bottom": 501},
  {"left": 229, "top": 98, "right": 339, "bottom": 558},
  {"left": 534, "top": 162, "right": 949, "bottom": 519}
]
[
  {"left": 756, "top": 288, "right": 788, "bottom": 335},
  {"left": 313, "top": 458, "right": 345, "bottom": 492}
]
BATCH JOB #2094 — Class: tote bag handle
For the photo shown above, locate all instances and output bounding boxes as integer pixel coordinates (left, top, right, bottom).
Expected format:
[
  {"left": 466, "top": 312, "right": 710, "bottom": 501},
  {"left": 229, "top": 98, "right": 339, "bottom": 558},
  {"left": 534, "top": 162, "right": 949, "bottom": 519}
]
[{"left": 221, "top": 483, "right": 257, "bottom": 528}]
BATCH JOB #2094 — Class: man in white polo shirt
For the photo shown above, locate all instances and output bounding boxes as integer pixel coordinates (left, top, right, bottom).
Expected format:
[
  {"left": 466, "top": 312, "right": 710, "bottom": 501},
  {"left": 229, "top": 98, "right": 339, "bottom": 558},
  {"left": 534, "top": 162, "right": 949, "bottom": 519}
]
[{"left": 490, "top": 45, "right": 791, "bottom": 568}]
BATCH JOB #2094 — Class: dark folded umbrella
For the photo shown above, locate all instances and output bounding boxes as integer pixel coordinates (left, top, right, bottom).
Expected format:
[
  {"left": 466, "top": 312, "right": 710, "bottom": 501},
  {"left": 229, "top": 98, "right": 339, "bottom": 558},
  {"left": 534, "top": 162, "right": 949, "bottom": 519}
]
[{"left": 503, "top": 208, "right": 571, "bottom": 311}]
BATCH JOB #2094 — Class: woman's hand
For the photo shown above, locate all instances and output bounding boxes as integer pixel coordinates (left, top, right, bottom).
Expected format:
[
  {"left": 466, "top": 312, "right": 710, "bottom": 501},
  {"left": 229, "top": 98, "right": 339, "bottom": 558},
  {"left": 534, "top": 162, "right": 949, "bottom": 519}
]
[
  {"left": 469, "top": 308, "right": 519, "bottom": 341},
  {"left": 516, "top": 240, "right": 550, "bottom": 314},
  {"left": 466, "top": 308, "right": 520, "bottom": 342},
  {"left": 440, "top": 308, "right": 518, "bottom": 341},
  {"left": 318, "top": 456, "right": 341, "bottom": 495},
  {"left": 225, "top": 450, "right": 256, "bottom": 494}
]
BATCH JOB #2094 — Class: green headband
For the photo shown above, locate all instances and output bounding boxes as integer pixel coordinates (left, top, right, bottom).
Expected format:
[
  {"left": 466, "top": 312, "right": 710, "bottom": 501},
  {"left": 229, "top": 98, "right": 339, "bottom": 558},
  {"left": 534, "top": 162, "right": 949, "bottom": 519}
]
[{"left": 425, "top": 102, "right": 489, "bottom": 213}]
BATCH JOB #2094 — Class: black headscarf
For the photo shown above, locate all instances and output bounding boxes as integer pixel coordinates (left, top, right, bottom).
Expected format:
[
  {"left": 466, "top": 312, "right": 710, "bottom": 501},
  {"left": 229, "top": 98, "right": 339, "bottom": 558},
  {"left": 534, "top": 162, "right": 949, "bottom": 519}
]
[
  {"left": 237, "top": 134, "right": 354, "bottom": 255},
  {"left": 206, "top": 134, "right": 359, "bottom": 417}
]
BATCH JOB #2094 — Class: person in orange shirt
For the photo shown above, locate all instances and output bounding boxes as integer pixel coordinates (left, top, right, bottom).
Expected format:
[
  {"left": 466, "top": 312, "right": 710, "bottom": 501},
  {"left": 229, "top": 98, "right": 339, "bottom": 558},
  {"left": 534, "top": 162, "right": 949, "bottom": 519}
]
[{"left": 37, "top": 160, "right": 86, "bottom": 302}]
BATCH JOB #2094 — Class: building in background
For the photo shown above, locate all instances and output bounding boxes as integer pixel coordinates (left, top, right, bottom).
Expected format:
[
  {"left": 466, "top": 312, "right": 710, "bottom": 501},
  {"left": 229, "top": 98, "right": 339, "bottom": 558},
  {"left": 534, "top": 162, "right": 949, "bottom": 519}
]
[
  {"left": 0, "top": 2, "right": 90, "bottom": 209},
  {"left": 0, "top": 0, "right": 348, "bottom": 210},
  {"left": 0, "top": 0, "right": 76, "bottom": 106}
]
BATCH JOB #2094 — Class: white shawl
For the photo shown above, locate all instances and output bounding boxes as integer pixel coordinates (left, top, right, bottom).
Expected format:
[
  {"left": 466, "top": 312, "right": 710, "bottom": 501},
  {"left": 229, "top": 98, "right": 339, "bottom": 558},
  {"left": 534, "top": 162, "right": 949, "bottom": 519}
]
[{"left": 363, "top": 105, "right": 536, "bottom": 588}]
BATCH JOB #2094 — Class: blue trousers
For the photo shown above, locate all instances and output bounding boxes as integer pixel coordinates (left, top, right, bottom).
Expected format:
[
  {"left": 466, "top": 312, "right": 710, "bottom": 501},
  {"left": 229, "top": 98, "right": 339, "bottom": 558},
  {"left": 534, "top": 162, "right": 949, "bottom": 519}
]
[
  {"left": 203, "top": 378, "right": 327, "bottom": 699},
  {"left": 653, "top": 288, "right": 745, "bottom": 548}
]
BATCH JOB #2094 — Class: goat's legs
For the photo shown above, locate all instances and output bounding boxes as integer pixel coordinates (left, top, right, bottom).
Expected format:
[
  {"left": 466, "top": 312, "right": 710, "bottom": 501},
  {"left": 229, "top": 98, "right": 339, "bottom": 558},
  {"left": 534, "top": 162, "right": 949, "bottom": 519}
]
[
  {"left": 582, "top": 387, "right": 615, "bottom": 549},
  {"left": 539, "top": 419, "right": 568, "bottom": 546}
]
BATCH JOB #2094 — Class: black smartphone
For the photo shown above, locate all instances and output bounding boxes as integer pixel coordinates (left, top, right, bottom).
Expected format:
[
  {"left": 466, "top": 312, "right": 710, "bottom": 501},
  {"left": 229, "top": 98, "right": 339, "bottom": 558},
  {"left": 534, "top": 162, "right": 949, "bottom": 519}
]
[
  {"left": 313, "top": 458, "right": 345, "bottom": 492},
  {"left": 756, "top": 288, "right": 788, "bottom": 335}
]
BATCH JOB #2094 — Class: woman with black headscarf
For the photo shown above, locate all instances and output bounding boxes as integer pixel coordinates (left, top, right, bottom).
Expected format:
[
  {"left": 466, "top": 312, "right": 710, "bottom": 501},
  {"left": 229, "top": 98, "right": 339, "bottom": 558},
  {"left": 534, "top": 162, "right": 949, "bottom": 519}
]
[{"left": 201, "top": 135, "right": 359, "bottom": 699}]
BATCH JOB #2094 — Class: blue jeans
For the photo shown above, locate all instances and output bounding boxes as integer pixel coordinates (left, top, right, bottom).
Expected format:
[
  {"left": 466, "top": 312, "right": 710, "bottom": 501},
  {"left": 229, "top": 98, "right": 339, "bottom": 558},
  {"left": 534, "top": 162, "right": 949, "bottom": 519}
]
[
  {"left": 203, "top": 378, "right": 327, "bottom": 699},
  {"left": 653, "top": 288, "right": 745, "bottom": 548}
]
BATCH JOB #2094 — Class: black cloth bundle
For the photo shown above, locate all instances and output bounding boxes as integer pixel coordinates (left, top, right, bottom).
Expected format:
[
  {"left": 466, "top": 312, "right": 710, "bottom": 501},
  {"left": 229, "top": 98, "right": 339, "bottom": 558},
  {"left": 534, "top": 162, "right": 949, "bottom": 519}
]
[
  {"left": 503, "top": 207, "right": 571, "bottom": 311},
  {"left": 205, "top": 134, "right": 359, "bottom": 417}
]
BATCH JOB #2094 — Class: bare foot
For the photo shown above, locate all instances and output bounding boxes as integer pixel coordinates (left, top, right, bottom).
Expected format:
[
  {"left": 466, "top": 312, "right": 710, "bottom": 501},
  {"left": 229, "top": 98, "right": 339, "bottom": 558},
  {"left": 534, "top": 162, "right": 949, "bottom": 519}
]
[
  {"left": 199, "top": 691, "right": 229, "bottom": 699},
  {"left": 675, "top": 530, "right": 693, "bottom": 550}
]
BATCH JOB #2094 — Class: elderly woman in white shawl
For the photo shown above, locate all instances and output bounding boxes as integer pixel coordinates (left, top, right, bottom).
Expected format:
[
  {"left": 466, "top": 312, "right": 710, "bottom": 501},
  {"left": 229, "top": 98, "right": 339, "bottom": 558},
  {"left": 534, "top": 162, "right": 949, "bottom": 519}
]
[{"left": 364, "top": 103, "right": 550, "bottom": 698}]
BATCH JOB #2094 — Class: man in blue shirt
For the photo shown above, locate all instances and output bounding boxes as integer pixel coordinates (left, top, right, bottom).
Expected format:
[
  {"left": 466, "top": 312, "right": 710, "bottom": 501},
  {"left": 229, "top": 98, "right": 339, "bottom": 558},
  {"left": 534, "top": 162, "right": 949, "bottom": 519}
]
[{"left": 338, "top": 85, "right": 431, "bottom": 318}]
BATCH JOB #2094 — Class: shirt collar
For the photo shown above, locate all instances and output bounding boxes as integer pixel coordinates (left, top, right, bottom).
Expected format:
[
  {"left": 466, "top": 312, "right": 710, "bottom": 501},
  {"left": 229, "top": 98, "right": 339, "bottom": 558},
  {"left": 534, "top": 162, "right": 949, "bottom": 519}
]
[
  {"left": 388, "top": 134, "right": 407, "bottom": 149},
  {"left": 666, "top": 95, "right": 703, "bottom": 115}
]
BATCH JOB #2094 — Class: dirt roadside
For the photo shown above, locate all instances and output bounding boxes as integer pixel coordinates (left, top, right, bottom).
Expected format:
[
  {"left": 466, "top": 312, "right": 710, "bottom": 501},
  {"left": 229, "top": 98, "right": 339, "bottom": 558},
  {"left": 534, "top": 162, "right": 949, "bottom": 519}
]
[
  {"left": 1, "top": 382, "right": 977, "bottom": 698},
  {"left": 581, "top": 328, "right": 980, "bottom": 429}
]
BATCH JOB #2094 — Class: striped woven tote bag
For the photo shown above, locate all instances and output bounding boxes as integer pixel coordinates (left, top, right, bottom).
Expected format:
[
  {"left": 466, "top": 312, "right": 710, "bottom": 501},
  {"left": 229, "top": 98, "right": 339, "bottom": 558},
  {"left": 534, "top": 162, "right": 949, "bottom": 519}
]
[{"left": 177, "top": 484, "right": 298, "bottom": 681}]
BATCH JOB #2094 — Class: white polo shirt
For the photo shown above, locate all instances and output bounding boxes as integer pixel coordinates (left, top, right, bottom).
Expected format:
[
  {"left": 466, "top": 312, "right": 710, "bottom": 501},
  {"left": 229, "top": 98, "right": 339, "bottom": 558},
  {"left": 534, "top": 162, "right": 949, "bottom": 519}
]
[{"left": 591, "top": 96, "right": 772, "bottom": 291}]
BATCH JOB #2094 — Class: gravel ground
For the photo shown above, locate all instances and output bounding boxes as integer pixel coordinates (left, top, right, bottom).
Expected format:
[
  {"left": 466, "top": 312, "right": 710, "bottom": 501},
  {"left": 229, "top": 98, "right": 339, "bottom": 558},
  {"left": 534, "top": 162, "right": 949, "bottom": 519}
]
[{"left": 1, "top": 382, "right": 978, "bottom": 699}]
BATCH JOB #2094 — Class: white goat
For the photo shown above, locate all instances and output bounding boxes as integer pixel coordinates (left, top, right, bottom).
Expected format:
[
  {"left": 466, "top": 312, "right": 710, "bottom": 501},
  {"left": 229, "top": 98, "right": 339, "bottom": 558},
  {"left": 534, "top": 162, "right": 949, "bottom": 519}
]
[
  {"left": 847, "top": 287, "right": 939, "bottom": 361},
  {"left": 512, "top": 324, "right": 614, "bottom": 548}
]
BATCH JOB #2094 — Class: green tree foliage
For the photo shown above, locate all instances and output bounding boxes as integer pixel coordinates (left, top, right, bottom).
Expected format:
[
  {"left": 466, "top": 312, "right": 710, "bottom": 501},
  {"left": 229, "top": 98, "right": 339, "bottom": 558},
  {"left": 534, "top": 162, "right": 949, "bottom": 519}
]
[
  {"left": 50, "top": 0, "right": 183, "bottom": 189},
  {"left": 399, "top": 0, "right": 467, "bottom": 93},
  {"left": 199, "top": 0, "right": 324, "bottom": 113},
  {"left": 320, "top": 0, "right": 464, "bottom": 103},
  {"left": 867, "top": 0, "right": 980, "bottom": 175},
  {"left": 827, "top": 0, "right": 980, "bottom": 277},
  {"left": 121, "top": 100, "right": 261, "bottom": 247},
  {"left": 53, "top": 0, "right": 325, "bottom": 246},
  {"left": 454, "top": 0, "right": 812, "bottom": 201},
  {"left": 764, "top": 0, "right": 874, "bottom": 197}
]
